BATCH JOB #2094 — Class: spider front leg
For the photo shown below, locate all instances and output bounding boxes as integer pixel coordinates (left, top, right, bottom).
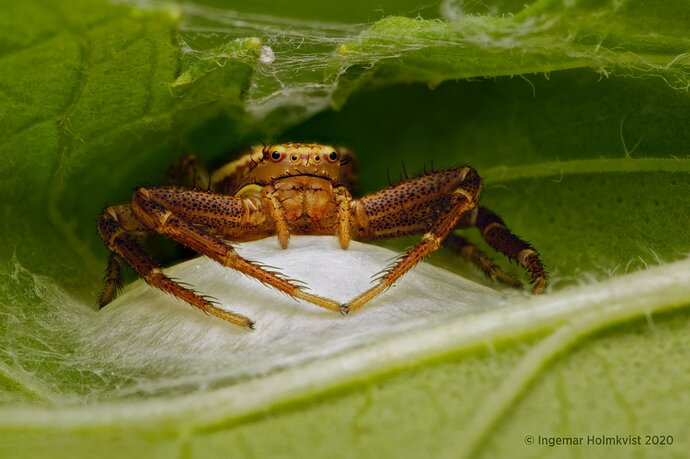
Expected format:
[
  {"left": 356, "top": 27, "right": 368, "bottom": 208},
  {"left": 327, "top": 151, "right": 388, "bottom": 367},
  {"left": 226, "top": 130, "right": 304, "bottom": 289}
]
[
  {"left": 344, "top": 167, "right": 483, "bottom": 313},
  {"left": 130, "top": 187, "right": 342, "bottom": 314},
  {"left": 98, "top": 204, "right": 255, "bottom": 328}
]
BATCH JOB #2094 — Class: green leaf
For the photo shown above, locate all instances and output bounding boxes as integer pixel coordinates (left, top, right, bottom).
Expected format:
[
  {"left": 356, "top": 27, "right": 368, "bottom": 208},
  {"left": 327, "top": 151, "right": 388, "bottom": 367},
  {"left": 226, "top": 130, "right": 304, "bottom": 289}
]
[{"left": 1, "top": 0, "right": 689, "bottom": 458}]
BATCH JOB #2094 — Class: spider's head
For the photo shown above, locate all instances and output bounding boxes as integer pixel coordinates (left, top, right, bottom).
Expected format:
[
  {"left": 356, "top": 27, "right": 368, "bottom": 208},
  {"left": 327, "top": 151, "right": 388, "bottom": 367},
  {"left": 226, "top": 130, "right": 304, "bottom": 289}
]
[{"left": 260, "top": 143, "right": 340, "bottom": 182}]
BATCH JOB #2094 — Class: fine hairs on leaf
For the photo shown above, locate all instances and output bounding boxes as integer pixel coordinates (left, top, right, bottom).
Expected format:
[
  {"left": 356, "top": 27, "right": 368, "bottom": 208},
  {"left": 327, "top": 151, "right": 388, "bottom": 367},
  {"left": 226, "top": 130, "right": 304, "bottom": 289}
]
[
  {"left": 3, "top": 239, "right": 690, "bottom": 438},
  {"left": 1, "top": 237, "right": 513, "bottom": 402},
  {"left": 2, "top": 0, "right": 690, "bottom": 457},
  {"left": 114, "top": 0, "right": 690, "bottom": 129}
]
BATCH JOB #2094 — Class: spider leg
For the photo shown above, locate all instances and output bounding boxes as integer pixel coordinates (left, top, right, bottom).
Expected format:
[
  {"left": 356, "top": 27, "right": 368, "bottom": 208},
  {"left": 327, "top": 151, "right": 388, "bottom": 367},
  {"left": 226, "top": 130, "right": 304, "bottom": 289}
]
[
  {"left": 167, "top": 154, "right": 211, "bottom": 189},
  {"left": 457, "top": 206, "right": 548, "bottom": 293},
  {"left": 261, "top": 184, "right": 291, "bottom": 249},
  {"left": 97, "top": 205, "right": 255, "bottom": 328},
  {"left": 131, "top": 187, "right": 342, "bottom": 314},
  {"left": 344, "top": 167, "right": 482, "bottom": 313},
  {"left": 442, "top": 233, "right": 522, "bottom": 289},
  {"left": 210, "top": 146, "right": 264, "bottom": 195},
  {"left": 337, "top": 147, "right": 359, "bottom": 195},
  {"left": 97, "top": 252, "right": 124, "bottom": 307},
  {"left": 334, "top": 186, "right": 353, "bottom": 249}
]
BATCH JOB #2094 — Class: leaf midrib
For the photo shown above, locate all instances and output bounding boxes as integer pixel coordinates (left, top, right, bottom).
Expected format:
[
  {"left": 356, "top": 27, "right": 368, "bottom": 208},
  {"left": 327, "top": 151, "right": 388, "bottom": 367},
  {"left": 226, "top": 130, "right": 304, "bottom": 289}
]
[
  {"left": 1, "top": 255, "right": 689, "bottom": 432},
  {"left": 483, "top": 157, "right": 690, "bottom": 183}
]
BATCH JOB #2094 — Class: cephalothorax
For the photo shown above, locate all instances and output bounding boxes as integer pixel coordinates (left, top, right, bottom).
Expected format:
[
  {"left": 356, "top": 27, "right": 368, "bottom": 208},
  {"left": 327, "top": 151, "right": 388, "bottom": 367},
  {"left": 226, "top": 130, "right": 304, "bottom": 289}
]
[{"left": 98, "top": 143, "right": 547, "bottom": 328}]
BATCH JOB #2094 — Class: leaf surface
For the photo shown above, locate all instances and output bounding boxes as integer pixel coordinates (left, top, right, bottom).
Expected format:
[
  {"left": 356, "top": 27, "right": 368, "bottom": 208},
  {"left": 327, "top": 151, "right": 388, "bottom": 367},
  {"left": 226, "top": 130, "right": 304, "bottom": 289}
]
[{"left": 1, "top": 0, "right": 689, "bottom": 458}]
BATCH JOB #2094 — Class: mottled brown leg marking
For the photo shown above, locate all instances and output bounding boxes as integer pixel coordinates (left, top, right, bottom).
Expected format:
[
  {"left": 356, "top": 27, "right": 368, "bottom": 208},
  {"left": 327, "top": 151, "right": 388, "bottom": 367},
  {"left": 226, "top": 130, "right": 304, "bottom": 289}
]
[
  {"left": 97, "top": 253, "right": 123, "bottom": 307},
  {"left": 97, "top": 203, "right": 254, "bottom": 328},
  {"left": 132, "top": 188, "right": 341, "bottom": 313},
  {"left": 467, "top": 206, "right": 548, "bottom": 294},
  {"left": 344, "top": 167, "right": 482, "bottom": 312}
]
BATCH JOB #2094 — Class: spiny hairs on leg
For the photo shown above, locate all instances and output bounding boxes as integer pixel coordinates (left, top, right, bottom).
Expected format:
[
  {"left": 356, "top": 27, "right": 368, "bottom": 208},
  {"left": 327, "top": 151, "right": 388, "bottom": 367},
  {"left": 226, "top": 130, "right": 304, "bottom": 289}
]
[
  {"left": 147, "top": 269, "right": 255, "bottom": 329},
  {"left": 344, "top": 166, "right": 484, "bottom": 312},
  {"left": 97, "top": 204, "right": 255, "bottom": 329},
  {"left": 131, "top": 187, "right": 342, "bottom": 314}
]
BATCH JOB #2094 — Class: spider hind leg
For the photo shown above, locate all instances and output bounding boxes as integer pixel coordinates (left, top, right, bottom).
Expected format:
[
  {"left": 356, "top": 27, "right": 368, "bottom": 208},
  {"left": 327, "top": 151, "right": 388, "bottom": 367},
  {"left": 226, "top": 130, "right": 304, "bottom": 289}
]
[
  {"left": 442, "top": 233, "right": 523, "bottom": 289},
  {"left": 97, "top": 253, "right": 124, "bottom": 307},
  {"left": 459, "top": 206, "right": 548, "bottom": 294}
]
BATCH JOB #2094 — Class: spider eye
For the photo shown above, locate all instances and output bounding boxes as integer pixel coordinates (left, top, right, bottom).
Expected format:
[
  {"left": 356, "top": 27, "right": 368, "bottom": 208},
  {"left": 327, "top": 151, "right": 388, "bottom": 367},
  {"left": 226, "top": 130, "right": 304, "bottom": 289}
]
[
  {"left": 271, "top": 151, "right": 282, "bottom": 161},
  {"left": 291, "top": 154, "right": 298, "bottom": 161},
  {"left": 327, "top": 151, "right": 339, "bottom": 162}
]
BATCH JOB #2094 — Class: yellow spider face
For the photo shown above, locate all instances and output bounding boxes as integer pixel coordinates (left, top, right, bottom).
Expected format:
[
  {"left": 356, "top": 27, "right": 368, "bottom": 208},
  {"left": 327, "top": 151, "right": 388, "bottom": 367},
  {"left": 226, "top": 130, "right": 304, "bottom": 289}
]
[{"left": 254, "top": 143, "right": 341, "bottom": 184}]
